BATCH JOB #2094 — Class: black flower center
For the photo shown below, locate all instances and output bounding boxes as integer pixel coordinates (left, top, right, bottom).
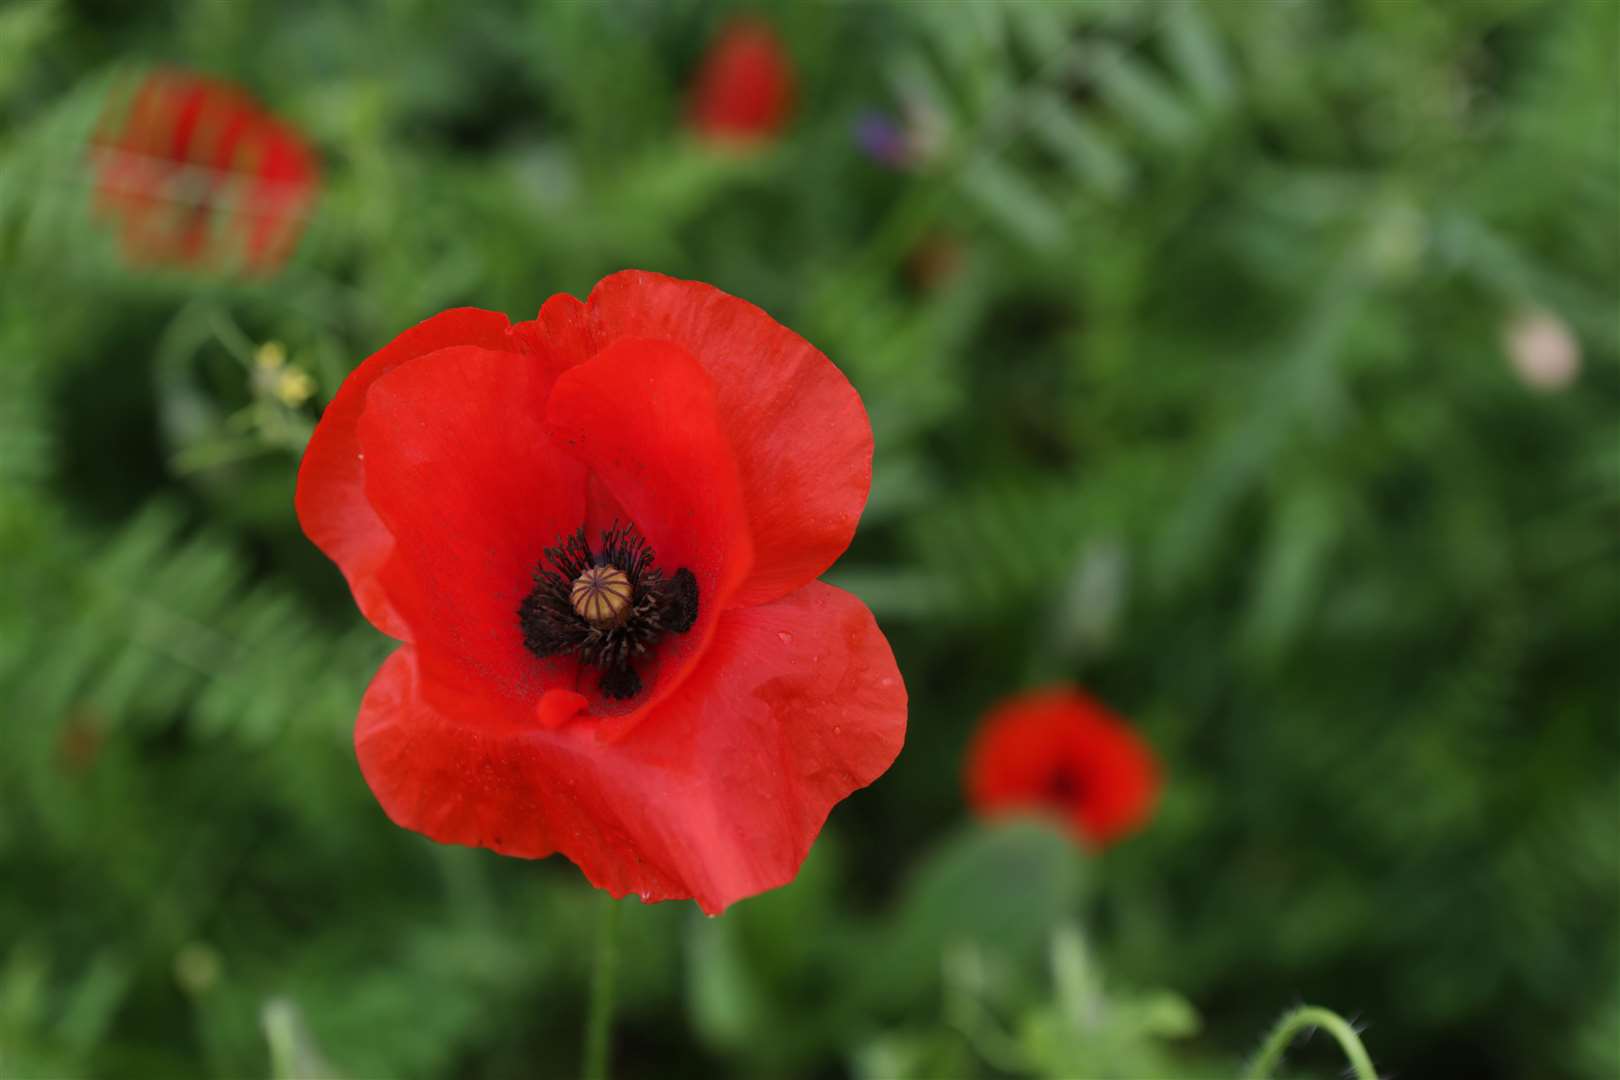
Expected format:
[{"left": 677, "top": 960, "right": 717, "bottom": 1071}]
[
  {"left": 518, "top": 522, "right": 699, "bottom": 701},
  {"left": 1046, "top": 766, "right": 1081, "bottom": 805}
]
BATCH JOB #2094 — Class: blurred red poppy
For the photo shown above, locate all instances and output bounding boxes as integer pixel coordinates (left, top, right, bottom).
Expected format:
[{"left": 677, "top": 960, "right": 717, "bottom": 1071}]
[
  {"left": 965, "top": 687, "right": 1160, "bottom": 847},
  {"left": 91, "top": 70, "right": 318, "bottom": 272},
  {"left": 687, "top": 18, "right": 795, "bottom": 143},
  {"left": 296, "top": 270, "right": 906, "bottom": 913}
]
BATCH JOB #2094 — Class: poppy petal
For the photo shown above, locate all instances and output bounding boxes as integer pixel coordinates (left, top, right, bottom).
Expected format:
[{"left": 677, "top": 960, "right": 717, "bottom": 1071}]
[
  {"left": 241, "top": 127, "right": 319, "bottom": 269},
  {"left": 582, "top": 271, "right": 873, "bottom": 608},
  {"left": 354, "top": 581, "right": 905, "bottom": 913},
  {"left": 544, "top": 337, "right": 753, "bottom": 721},
  {"left": 628, "top": 579, "right": 906, "bottom": 910},
  {"left": 296, "top": 309, "right": 525, "bottom": 640},
  {"left": 356, "top": 344, "right": 586, "bottom": 701}
]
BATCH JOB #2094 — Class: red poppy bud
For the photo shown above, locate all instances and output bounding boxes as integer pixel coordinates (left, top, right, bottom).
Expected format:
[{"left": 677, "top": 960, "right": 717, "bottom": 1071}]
[
  {"left": 965, "top": 687, "right": 1161, "bottom": 848},
  {"left": 687, "top": 18, "right": 796, "bottom": 144}
]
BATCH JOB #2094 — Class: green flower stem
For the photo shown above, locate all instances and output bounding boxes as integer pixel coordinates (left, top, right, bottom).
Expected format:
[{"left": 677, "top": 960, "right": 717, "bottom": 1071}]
[
  {"left": 582, "top": 894, "right": 623, "bottom": 1080},
  {"left": 1244, "top": 1005, "right": 1378, "bottom": 1080}
]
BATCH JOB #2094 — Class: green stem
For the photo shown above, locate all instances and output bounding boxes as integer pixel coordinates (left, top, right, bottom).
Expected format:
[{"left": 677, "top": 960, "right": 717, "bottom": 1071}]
[
  {"left": 1244, "top": 1005, "right": 1378, "bottom": 1080},
  {"left": 582, "top": 894, "right": 623, "bottom": 1080}
]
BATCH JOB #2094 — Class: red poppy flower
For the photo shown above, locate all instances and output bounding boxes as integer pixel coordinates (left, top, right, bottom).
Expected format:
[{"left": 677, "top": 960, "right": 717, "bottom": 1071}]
[
  {"left": 296, "top": 270, "right": 906, "bottom": 913},
  {"left": 686, "top": 18, "right": 796, "bottom": 144},
  {"left": 90, "top": 69, "right": 318, "bottom": 272},
  {"left": 965, "top": 687, "right": 1160, "bottom": 848}
]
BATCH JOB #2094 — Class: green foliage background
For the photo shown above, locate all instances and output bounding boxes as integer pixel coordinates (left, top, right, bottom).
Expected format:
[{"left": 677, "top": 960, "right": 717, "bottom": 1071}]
[{"left": 1, "top": 1, "right": 1616, "bottom": 1077}]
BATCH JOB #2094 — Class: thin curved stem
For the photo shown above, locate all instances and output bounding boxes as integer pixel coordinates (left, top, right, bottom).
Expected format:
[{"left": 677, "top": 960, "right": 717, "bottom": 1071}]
[
  {"left": 1244, "top": 1005, "right": 1378, "bottom": 1080},
  {"left": 581, "top": 894, "right": 623, "bottom": 1080}
]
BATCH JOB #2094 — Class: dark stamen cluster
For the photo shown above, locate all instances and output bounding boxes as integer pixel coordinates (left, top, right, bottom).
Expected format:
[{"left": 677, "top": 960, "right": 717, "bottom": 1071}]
[
  {"left": 1046, "top": 767, "right": 1081, "bottom": 805},
  {"left": 518, "top": 522, "right": 699, "bottom": 700}
]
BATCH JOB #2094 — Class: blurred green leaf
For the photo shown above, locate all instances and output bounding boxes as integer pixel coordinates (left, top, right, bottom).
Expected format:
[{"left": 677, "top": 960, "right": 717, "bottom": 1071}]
[{"left": 864, "top": 821, "right": 1086, "bottom": 1010}]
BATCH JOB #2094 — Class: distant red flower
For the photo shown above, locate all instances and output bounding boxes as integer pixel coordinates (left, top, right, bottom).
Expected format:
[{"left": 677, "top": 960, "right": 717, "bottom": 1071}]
[
  {"left": 91, "top": 70, "right": 318, "bottom": 272},
  {"left": 296, "top": 270, "right": 906, "bottom": 913},
  {"left": 965, "top": 687, "right": 1160, "bottom": 847},
  {"left": 687, "top": 18, "right": 795, "bottom": 143}
]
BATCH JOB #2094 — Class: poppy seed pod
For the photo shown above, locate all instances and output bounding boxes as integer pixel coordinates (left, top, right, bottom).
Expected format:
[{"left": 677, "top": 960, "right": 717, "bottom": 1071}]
[{"left": 571, "top": 566, "right": 634, "bottom": 629}]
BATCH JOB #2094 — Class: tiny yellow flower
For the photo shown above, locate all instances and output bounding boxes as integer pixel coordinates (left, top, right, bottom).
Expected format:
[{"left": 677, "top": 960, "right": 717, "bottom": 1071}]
[
  {"left": 254, "top": 341, "right": 287, "bottom": 371},
  {"left": 275, "top": 369, "right": 315, "bottom": 407}
]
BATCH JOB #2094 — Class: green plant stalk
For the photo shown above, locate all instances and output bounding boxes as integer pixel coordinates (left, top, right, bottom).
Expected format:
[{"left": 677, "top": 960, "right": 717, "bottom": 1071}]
[
  {"left": 1244, "top": 1005, "right": 1378, "bottom": 1080},
  {"left": 582, "top": 894, "right": 623, "bottom": 1080}
]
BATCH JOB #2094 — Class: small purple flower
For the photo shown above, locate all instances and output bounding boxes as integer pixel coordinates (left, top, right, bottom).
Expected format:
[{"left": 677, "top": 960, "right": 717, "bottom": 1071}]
[{"left": 853, "top": 110, "right": 911, "bottom": 169}]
